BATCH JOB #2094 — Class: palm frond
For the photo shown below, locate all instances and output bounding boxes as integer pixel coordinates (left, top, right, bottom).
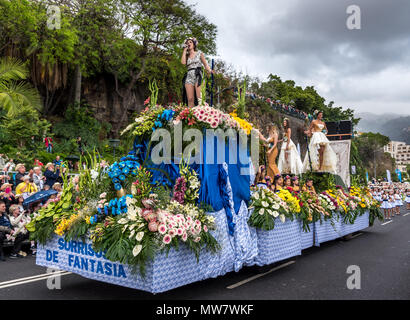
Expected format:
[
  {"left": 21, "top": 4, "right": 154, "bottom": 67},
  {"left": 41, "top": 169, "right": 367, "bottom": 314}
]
[
  {"left": 0, "top": 57, "right": 28, "bottom": 82},
  {"left": 0, "top": 81, "right": 42, "bottom": 116}
]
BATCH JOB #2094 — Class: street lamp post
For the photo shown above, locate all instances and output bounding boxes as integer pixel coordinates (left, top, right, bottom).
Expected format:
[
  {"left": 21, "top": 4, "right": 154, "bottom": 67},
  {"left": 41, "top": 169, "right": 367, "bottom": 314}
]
[{"left": 108, "top": 139, "right": 121, "bottom": 160}]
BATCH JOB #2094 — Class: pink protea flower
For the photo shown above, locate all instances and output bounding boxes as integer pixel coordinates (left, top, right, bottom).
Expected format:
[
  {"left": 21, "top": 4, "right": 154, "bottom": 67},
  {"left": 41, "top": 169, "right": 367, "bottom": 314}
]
[
  {"left": 168, "top": 229, "right": 176, "bottom": 238},
  {"left": 148, "top": 221, "right": 158, "bottom": 232},
  {"left": 194, "top": 237, "right": 201, "bottom": 243},
  {"left": 203, "top": 225, "right": 208, "bottom": 233},
  {"left": 182, "top": 233, "right": 188, "bottom": 242},
  {"left": 177, "top": 228, "right": 183, "bottom": 236}
]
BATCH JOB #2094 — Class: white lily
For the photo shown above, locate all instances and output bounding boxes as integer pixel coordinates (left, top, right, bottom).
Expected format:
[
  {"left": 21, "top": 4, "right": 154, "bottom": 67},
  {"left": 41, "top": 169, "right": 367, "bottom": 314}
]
[
  {"left": 136, "top": 231, "right": 144, "bottom": 242},
  {"left": 132, "top": 244, "right": 142, "bottom": 257},
  {"left": 279, "top": 214, "right": 286, "bottom": 223},
  {"left": 118, "top": 218, "right": 128, "bottom": 225}
]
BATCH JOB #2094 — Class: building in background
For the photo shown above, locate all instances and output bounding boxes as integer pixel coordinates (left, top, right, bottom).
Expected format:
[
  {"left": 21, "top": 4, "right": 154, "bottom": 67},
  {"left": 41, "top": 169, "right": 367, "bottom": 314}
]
[{"left": 384, "top": 141, "right": 410, "bottom": 172}]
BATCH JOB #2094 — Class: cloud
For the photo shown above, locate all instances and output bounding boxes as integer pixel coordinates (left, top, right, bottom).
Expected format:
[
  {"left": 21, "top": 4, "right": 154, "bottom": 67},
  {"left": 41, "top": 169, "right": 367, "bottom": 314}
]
[{"left": 185, "top": 0, "right": 410, "bottom": 115}]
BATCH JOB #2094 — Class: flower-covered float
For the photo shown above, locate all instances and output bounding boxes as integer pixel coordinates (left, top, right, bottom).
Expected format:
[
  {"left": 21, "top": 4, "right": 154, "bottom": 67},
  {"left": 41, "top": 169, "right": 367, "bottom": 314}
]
[{"left": 29, "top": 83, "right": 382, "bottom": 293}]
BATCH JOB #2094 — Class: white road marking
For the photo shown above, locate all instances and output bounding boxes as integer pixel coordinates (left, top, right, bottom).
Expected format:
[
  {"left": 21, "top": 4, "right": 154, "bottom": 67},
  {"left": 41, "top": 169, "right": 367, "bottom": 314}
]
[
  {"left": 350, "top": 232, "right": 363, "bottom": 239},
  {"left": 0, "top": 271, "right": 72, "bottom": 289},
  {"left": 381, "top": 220, "right": 393, "bottom": 226},
  {"left": 227, "top": 260, "right": 295, "bottom": 289},
  {"left": 403, "top": 213, "right": 410, "bottom": 217},
  {"left": 0, "top": 270, "right": 68, "bottom": 285}
]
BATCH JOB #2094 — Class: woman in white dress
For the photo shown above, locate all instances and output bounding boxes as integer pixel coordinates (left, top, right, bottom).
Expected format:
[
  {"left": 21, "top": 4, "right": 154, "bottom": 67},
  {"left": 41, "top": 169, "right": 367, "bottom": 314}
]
[
  {"left": 405, "top": 189, "right": 410, "bottom": 211},
  {"left": 303, "top": 110, "right": 337, "bottom": 173},
  {"left": 394, "top": 189, "right": 403, "bottom": 216},
  {"left": 277, "top": 118, "right": 303, "bottom": 175}
]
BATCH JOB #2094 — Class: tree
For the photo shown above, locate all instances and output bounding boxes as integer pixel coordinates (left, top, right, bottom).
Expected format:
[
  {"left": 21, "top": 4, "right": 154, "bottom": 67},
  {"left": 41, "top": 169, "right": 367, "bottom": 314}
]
[{"left": 354, "top": 132, "right": 393, "bottom": 179}]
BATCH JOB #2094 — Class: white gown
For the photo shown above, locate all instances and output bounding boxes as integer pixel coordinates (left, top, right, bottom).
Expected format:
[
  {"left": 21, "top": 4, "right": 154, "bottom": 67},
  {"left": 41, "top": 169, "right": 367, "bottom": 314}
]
[
  {"left": 302, "top": 123, "right": 338, "bottom": 174},
  {"left": 277, "top": 135, "right": 303, "bottom": 175}
]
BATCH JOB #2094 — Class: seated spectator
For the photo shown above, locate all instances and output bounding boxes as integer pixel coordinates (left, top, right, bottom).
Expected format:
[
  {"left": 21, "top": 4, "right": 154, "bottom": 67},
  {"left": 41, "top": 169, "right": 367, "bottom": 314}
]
[
  {"left": 53, "top": 155, "right": 62, "bottom": 167},
  {"left": 3, "top": 158, "right": 15, "bottom": 172},
  {"left": 33, "top": 166, "right": 45, "bottom": 191},
  {"left": 52, "top": 182, "right": 63, "bottom": 194},
  {"left": 0, "top": 154, "right": 7, "bottom": 170},
  {"left": 16, "top": 176, "right": 38, "bottom": 199},
  {"left": 44, "top": 163, "right": 60, "bottom": 189},
  {"left": 0, "top": 172, "right": 11, "bottom": 185},
  {"left": 15, "top": 194, "right": 25, "bottom": 214},
  {"left": 0, "top": 201, "right": 25, "bottom": 259},
  {"left": 0, "top": 183, "right": 16, "bottom": 213},
  {"left": 14, "top": 163, "right": 26, "bottom": 186},
  {"left": 9, "top": 204, "right": 31, "bottom": 257}
]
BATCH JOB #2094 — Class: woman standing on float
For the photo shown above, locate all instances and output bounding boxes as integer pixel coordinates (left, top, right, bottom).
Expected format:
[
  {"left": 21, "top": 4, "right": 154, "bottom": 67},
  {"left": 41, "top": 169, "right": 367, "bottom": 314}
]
[
  {"left": 277, "top": 118, "right": 303, "bottom": 175},
  {"left": 181, "top": 38, "right": 214, "bottom": 107},
  {"left": 258, "top": 124, "right": 281, "bottom": 179},
  {"left": 303, "top": 110, "right": 338, "bottom": 173}
]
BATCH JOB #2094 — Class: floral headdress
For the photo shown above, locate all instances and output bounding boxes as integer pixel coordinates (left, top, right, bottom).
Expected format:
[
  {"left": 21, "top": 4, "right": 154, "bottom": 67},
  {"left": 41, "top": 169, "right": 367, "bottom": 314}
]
[{"left": 186, "top": 37, "right": 198, "bottom": 46}]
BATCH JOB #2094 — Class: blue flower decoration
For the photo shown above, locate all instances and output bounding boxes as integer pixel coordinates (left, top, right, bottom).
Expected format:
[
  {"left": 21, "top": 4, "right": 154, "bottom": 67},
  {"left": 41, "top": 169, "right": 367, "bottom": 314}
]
[
  {"left": 114, "top": 183, "right": 122, "bottom": 190},
  {"left": 119, "top": 175, "right": 126, "bottom": 181}
]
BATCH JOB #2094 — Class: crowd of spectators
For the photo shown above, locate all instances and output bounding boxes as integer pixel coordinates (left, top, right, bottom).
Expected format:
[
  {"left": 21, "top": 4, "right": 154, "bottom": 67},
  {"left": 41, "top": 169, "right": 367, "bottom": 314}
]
[
  {"left": 244, "top": 90, "right": 310, "bottom": 121},
  {"left": 0, "top": 153, "right": 70, "bottom": 261}
]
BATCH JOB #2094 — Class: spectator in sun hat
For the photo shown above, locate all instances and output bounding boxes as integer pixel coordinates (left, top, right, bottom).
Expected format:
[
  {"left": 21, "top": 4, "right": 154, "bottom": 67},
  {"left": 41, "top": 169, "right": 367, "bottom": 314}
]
[
  {"left": 0, "top": 183, "right": 16, "bottom": 213},
  {"left": 52, "top": 182, "right": 63, "bottom": 195},
  {"left": 44, "top": 163, "right": 60, "bottom": 188}
]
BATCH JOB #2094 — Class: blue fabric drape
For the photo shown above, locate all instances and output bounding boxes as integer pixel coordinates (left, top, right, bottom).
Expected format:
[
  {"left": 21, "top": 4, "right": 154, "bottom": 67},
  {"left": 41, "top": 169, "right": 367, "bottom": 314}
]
[{"left": 131, "top": 131, "right": 251, "bottom": 236}]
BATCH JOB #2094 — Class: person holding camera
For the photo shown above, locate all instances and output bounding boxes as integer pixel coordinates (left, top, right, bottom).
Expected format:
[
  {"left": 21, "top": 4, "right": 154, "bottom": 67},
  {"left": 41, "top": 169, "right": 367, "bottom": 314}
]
[
  {"left": 0, "top": 201, "right": 26, "bottom": 260},
  {"left": 15, "top": 176, "right": 38, "bottom": 199},
  {"left": 9, "top": 204, "right": 31, "bottom": 257},
  {"left": 44, "top": 163, "right": 61, "bottom": 189},
  {"left": 181, "top": 37, "right": 214, "bottom": 107}
]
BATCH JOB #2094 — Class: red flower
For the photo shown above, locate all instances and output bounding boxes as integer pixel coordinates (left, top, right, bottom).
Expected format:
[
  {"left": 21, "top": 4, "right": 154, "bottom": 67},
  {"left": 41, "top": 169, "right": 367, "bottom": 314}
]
[{"left": 144, "top": 97, "right": 151, "bottom": 105}]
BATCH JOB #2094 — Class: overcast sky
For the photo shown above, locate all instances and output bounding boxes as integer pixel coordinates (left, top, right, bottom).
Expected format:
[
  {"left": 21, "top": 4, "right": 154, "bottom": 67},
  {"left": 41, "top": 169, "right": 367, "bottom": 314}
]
[{"left": 185, "top": 0, "right": 410, "bottom": 116}]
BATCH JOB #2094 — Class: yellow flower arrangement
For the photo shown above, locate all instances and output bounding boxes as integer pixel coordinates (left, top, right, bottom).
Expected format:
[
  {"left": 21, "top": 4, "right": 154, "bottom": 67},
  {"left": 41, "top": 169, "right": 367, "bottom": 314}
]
[
  {"left": 229, "top": 111, "right": 253, "bottom": 135},
  {"left": 277, "top": 189, "right": 301, "bottom": 213},
  {"left": 55, "top": 214, "right": 80, "bottom": 236}
]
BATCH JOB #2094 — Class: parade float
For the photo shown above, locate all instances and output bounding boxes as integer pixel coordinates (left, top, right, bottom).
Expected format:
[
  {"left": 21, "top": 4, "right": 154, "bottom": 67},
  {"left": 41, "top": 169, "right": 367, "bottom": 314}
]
[{"left": 27, "top": 83, "right": 383, "bottom": 293}]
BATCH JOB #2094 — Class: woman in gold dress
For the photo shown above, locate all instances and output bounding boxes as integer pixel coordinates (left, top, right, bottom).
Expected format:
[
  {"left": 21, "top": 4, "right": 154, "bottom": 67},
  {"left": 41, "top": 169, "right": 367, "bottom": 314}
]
[{"left": 258, "top": 124, "right": 281, "bottom": 179}]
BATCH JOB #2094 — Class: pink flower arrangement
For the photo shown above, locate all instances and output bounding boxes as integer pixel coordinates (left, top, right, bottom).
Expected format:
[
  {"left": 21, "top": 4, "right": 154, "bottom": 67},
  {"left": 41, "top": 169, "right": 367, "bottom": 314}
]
[
  {"left": 192, "top": 106, "right": 223, "bottom": 129},
  {"left": 172, "top": 177, "right": 187, "bottom": 204}
]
